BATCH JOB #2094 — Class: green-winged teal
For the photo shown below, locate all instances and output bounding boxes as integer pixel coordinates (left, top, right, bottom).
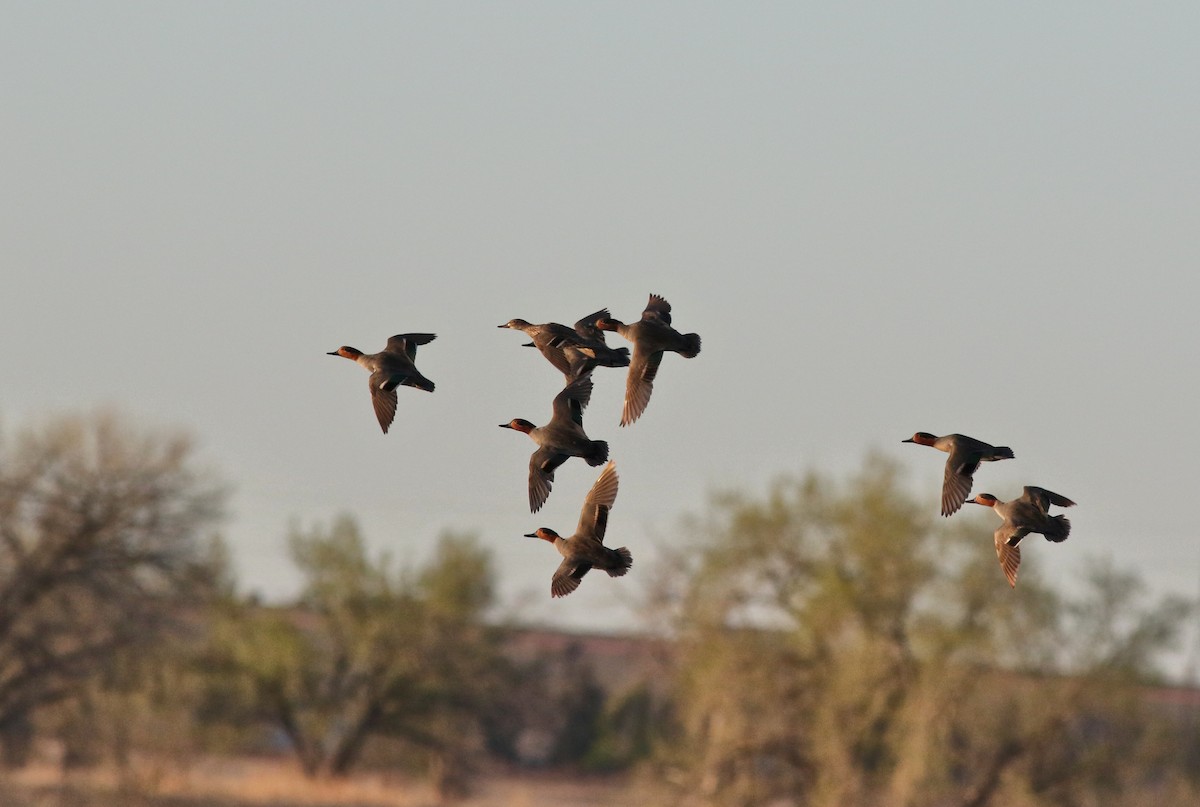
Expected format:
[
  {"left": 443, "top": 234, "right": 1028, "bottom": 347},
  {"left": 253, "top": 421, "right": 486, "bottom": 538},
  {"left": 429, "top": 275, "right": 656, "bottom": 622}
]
[
  {"left": 596, "top": 294, "right": 700, "bottom": 426},
  {"left": 967, "top": 487, "right": 1076, "bottom": 587},
  {"left": 327, "top": 333, "right": 436, "bottom": 433},
  {"left": 524, "top": 461, "right": 631, "bottom": 598},
  {"left": 499, "top": 309, "right": 630, "bottom": 382},
  {"left": 500, "top": 375, "right": 608, "bottom": 512},
  {"left": 903, "top": 432, "right": 1014, "bottom": 516}
]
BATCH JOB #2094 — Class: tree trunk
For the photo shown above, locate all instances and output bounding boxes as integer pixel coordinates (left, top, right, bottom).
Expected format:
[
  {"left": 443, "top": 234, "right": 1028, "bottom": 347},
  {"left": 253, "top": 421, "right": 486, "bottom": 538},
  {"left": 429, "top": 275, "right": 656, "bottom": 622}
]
[
  {"left": 958, "top": 739, "right": 1023, "bottom": 807},
  {"left": 328, "top": 701, "right": 381, "bottom": 777}
]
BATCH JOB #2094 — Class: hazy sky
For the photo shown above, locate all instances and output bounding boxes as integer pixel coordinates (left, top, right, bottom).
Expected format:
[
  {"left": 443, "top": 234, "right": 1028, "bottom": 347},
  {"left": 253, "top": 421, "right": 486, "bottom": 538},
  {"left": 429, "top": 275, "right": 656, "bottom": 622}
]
[{"left": 4, "top": 4, "right": 1198, "bottom": 647}]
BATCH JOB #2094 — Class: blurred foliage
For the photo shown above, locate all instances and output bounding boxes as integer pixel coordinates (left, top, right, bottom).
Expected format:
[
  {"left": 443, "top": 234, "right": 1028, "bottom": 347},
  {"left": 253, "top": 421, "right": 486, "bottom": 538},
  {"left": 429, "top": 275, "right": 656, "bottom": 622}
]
[
  {"left": 645, "top": 455, "right": 1199, "bottom": 807},
  {"left": 585, "top": 683, "right": 665, "bottom": 771},
  {"left": 200, "top": 518, "right": 504, "bottom": 794},
  {"left": 0, "top": 411, "right": 225, "bottom": 767},
  {"left": 480, "top": 641, "right": 604, "bottom": 768}
]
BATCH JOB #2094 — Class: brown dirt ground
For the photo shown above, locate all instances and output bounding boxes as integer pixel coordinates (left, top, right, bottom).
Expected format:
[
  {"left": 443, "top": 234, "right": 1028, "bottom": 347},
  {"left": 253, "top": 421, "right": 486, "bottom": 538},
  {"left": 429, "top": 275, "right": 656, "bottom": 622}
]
[{"left": 0, "top": 758, "right": 634, "bottom": 807}]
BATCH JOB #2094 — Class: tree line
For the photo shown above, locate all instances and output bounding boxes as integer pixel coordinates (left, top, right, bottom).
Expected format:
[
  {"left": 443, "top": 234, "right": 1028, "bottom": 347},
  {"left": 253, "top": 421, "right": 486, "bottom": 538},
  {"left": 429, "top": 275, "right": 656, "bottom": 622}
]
[{"left": 1, "top": 411, "right": 1197, "bottom": 805}]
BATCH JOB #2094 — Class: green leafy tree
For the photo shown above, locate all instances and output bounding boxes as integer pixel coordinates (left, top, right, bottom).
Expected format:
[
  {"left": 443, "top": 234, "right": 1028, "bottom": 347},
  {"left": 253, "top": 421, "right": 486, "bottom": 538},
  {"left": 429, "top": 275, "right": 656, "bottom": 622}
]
[
  {"left": 203, "top": 517, "right": 503, "bottom": 791},
  {"left": 649, "top": 456, "right": 1196, "bottom": 807}
]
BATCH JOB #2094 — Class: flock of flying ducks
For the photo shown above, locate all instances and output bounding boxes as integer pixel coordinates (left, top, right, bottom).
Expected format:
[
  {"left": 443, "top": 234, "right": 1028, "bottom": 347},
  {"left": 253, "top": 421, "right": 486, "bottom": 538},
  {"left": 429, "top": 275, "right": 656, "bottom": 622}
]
[
  {"left": 903, "top": 432, "right": 1075, "bottom": 587},
  {"left": 328, "top": 294, "right": 700, "bottom": 598},
  {"left": 327, "top": 296, "right": 1075, "bottom": 595}
]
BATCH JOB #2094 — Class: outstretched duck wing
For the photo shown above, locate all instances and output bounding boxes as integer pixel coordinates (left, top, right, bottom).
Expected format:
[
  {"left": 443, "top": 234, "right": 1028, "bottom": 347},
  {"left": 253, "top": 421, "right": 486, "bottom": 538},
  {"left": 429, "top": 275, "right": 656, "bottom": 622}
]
[
  {"left": 620, "top": 348, "right": 662, "bottom": 427},
  {"left": 551, "top": 558, "right": 591, "bottom": 598},
  {"left": 550, "top": 375, "right": 594, "bottom": 425},
  {"left": 994, "top": 529, "right": 1021, "bottom": 588},
  {"left": 368, "top": 371, "right": 398, "bottom": 434},
  {"left": 941, "top": 449, "right": 978, "bottom": 516},
  {"left": 576, "top": 461, "right": 619, "bottom": 542},
  {"left": 386, "top": 333, "right": 436, "bottom": 360},
  {"left": 528, "top": 447, "right": 569, "bottom": 513},
  {"left": 641, "top": 294, "right": 672, "bottom": 325},
  {"left": 574, "top": 309, "right": 610, "bottom": 340},
  {"left": 1021, "top": 486, "right": 1076, "bottom": 511}
]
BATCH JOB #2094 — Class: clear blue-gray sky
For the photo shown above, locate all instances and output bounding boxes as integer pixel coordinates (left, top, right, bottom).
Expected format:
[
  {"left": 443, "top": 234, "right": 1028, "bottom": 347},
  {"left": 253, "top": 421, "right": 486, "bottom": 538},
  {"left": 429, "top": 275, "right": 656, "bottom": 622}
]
[{"left": 4, "top": 3, "right": 1198, "bottom": 642}]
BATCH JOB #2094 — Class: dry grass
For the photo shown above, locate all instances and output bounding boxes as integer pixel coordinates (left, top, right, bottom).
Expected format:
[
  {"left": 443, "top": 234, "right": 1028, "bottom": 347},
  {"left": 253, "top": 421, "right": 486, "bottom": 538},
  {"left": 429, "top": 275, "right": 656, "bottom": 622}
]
[{"left": 0, "top": 757, "right": 631, "bottom": 807}]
